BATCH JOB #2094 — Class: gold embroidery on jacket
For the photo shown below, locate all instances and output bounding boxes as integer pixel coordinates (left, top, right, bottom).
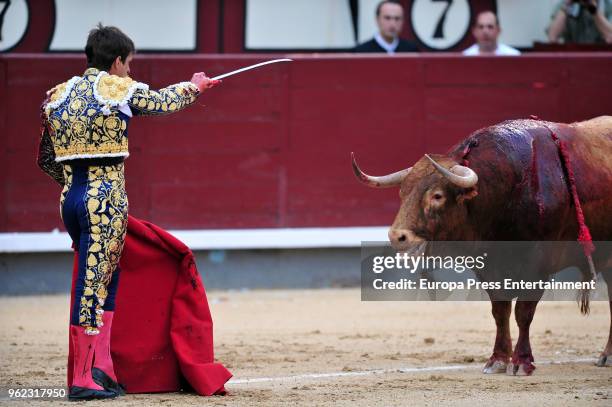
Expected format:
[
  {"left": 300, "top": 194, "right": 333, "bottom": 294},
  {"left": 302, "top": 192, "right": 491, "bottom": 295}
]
[
  {"left": 47, "top": 82, "right": 69, "bottom": 106},
  {"left": 96, "top": 75, "right": 136, "bottom": 104},
  {"left": 44, "top": 69, "right": 199, "bottom": 161},
  {"left": 129, "top": 82, "right": 199, "bottom": 116}
]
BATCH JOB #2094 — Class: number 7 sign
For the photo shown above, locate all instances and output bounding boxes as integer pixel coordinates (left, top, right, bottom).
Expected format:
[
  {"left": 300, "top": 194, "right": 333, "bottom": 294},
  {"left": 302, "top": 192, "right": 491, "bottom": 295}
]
[
  {"left": 0, "top": 0, "right": 11, "bottom": 41},
  {"left": 0, "top": 0, "right": 29, "bottom": 52},
  {"left": 410, "top": 0, "right": 474, "bottom": 50}
]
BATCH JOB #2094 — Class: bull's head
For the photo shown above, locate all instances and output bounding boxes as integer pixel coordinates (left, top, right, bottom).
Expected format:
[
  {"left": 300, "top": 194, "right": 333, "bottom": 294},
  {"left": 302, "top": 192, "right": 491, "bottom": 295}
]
[{"left": 352, "top": 153, "right": 479, "bottom": 251}]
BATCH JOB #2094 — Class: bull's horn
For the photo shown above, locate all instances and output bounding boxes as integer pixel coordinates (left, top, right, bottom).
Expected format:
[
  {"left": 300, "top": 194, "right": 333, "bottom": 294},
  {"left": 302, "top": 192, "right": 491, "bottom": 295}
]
[
  {"left": 425, "top": 154, "right": 478, "bottom": 189},
  {"left": 351, "top": 152, "right": 411, "bottom": 188}
]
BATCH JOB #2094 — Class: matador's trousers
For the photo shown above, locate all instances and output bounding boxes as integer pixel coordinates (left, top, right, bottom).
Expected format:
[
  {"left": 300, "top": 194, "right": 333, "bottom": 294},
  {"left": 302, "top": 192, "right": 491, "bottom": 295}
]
[{"left": 61, "top": 163, "right": 128, "bottom": 335}]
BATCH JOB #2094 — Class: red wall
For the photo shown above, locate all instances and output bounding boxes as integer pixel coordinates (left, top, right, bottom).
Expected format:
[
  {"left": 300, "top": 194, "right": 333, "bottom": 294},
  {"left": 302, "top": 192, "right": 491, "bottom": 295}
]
[{"left": 1, "top": 54, "right": 611, "bottom": 232}]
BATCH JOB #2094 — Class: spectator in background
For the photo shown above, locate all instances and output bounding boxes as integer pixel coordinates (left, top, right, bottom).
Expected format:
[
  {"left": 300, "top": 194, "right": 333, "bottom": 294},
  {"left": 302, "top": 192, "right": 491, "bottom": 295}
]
[
  {"left": 354, "top": 0, "right": 418, "bottom": 53},
  {"left": 547, "top": 0, "right": 612, "bottom": 43},
  {"left": 462, "top": 10, "right": 520, "bottom": 55}
]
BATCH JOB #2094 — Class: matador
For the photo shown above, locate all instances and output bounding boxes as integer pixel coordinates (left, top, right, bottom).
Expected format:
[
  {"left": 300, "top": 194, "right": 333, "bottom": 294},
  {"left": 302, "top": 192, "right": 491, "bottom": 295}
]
[{"left": 37, "top": 24, "right": 218, "bottom": 401}]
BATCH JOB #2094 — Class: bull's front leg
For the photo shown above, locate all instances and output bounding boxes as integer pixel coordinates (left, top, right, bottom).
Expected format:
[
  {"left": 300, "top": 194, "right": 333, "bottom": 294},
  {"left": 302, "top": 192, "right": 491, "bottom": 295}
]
[
  {"left": 483, "top": 300, "right": 512, "bottom": 374},
  {"left": 508, "top": 299, "right": 540, "bottom": 376}
]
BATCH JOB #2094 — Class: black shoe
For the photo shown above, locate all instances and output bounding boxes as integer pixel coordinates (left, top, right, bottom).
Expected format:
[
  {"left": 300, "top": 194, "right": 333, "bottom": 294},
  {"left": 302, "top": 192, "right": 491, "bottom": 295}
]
[
  {"left": 92, "top": 367, "right": 126, "bottom": 396},
  {"left": 68, "top": 386, "right": 117, "bottom": 401}
]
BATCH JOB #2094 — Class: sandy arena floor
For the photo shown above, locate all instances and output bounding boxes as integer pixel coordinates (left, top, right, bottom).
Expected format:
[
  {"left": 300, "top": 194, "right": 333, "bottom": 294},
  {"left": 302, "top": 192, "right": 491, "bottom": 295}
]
[{"left": 0, "top": 289, "right": 610, "bottom": 406}]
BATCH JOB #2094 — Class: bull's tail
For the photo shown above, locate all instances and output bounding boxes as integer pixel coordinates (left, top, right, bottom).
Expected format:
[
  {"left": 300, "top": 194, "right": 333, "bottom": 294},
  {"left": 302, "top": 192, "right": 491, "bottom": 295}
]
[
  {"left": 577, "top": 263, "right": 593, "bottom": 315},
  {"left": 578, "top": 287, "right": 590, "bottom": 315},
  {"left": 576, "top": 252, "right": 599, "bottom": 315}
]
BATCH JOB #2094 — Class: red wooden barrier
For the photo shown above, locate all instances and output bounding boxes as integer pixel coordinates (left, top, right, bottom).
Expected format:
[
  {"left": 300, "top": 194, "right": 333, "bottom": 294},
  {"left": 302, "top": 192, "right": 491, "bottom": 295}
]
[{"left": 1, "top": 54, "right": 611, "bottom": 232}]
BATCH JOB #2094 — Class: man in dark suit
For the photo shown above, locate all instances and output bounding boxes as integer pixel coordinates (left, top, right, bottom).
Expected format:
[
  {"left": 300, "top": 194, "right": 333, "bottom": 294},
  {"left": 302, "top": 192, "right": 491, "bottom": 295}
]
[{"left": 354, "top": 0, "right": 419, "bottom": 53}]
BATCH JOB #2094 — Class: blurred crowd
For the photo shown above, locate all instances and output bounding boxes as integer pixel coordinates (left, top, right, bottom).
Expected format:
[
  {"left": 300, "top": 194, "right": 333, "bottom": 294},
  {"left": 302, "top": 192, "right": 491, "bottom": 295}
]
[{"left": 353, "top": 0, "right": 612, "bottom": 55}]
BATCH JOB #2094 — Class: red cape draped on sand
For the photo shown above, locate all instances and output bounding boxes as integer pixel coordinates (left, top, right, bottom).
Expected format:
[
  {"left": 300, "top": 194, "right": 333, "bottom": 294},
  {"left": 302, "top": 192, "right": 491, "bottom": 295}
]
[{"left": 67, "top": 215, "right": 232, "bottom": 395}]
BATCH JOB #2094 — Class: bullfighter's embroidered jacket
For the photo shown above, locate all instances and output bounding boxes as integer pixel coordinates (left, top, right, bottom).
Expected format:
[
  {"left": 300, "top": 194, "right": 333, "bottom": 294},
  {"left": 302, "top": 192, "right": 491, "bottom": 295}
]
[{"left": 41, "top": 68, "right": 199, "bottom": 163}]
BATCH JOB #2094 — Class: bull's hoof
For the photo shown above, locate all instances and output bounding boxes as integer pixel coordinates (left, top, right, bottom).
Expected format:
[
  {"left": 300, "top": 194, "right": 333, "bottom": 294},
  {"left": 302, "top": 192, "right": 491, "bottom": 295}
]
[
  {"left": 482, "top": 359, "right": 508, "bottom": 374},
  {"left": 595, "top": 355, "right": 610, "bottom": 367},
  {"left": 507, "top": 361, "right": 536, "bottom": 376}
]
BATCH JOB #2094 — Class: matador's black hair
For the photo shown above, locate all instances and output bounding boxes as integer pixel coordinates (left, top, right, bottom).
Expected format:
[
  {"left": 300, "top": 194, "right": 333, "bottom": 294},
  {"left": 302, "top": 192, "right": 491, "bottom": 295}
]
[{"left": 85, "top": 23, "right": 135, "bottom": 70}]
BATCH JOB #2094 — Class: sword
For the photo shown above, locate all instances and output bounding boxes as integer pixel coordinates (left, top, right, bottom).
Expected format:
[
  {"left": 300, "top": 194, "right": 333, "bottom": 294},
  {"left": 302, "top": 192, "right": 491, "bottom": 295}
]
[{"left": 211, "top": 58, "right": 293, "bottom": 81}]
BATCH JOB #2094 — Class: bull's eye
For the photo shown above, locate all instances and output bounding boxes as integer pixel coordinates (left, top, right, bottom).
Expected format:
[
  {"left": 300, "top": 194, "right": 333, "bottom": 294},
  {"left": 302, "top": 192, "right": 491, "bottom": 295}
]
[{"left": 424, "top": 190, "right": 446, "bottom": 216}]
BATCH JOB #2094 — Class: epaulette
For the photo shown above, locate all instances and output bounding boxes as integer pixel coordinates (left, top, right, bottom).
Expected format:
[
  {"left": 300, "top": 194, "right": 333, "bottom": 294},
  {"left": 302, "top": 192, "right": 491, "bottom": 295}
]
[
  {"left": 94, "top": 72, "right": 148, "bottom": 109},
  {"left": 44, "top": 76, "right": 81, "bottom": 115},
  {"left": 46, "top": 81, "right": 68, "bottom": 103}
]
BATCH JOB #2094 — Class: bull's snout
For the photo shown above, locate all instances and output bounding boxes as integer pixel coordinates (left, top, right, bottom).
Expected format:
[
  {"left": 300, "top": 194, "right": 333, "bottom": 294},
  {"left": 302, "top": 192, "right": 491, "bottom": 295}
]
[
  {"left": 388, "top": 228, "right": 410, "bottom": 251},
  {"left": 388, "top": 228, "right": 424, "bottom": 252}
]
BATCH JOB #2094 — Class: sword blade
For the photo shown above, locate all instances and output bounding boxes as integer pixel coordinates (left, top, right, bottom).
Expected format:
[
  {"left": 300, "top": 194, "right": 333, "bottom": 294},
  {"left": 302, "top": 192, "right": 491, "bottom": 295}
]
[{"left": 211, "top": 58, "right": 293, "bottom": 81}]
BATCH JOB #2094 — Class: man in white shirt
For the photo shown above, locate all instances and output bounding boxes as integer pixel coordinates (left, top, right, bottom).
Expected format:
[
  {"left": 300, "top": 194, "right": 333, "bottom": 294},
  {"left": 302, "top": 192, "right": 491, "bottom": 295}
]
[{"left": 462, "top": 11, "right": 521, "bottom": 56}]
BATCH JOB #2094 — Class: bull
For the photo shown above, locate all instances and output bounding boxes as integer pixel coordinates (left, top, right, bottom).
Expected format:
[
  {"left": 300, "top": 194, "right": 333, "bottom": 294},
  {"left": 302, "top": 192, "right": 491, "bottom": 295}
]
[{"left": 352, "top": 116, "right": 612, "bottom": 375}]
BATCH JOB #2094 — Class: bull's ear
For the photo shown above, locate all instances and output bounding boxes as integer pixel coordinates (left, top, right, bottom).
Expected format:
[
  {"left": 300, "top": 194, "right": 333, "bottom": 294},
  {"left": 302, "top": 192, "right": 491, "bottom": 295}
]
[{"left": 456, "top": 187, "right": 478, "bottom": 204}]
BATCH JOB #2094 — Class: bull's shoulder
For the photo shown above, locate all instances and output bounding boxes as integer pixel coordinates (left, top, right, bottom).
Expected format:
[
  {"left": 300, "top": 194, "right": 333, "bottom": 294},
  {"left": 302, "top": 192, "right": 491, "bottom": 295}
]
[
  {"left": 471, "top": 119, "right": 545, "bottom": 138},
  {"left": 467, "top": 119, "right": 542, "bottom": 148}
]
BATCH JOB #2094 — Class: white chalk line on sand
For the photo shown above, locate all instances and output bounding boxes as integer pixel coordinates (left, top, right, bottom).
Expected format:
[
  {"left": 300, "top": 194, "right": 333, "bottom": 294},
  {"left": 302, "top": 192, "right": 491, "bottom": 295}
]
[{"left": 228, "top": 358, "right": 597, "bottom": 385}]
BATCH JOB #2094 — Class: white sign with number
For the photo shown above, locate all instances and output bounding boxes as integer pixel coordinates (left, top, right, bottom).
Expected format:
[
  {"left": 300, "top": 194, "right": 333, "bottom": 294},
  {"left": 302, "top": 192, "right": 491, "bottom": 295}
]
[
  {"left": 410, "top": 0, "right": 472, "bottom": 50},
  {"left": 0, "top": 0, "right": 29, "bottom": 52}
]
